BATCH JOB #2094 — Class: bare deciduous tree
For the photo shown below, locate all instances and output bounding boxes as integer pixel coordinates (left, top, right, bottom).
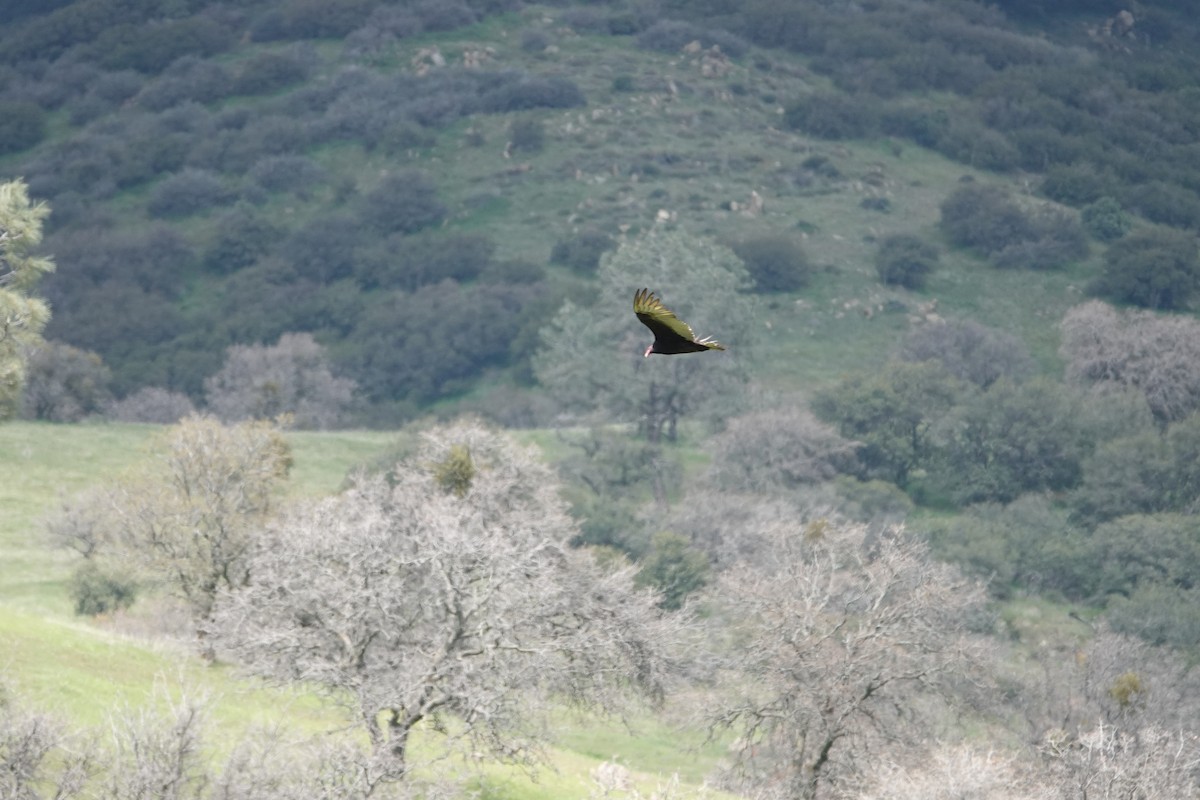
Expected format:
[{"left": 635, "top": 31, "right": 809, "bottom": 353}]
[
  {"left": 860, "top": 743, "right": 1052, "bottom": 800},
  {"left": 661, "top": 489, "right": 822, "bottom": 571},
  {"left": 214, "top": 420, "right": 685, "bottom": 777},
  {"left": 0, "top": 680, "right": 94, "bottom": 800},
  {"left": 705, "top": 520, "right": 986, "bottom": 800},
  {"left": 81, "top": 416, "right": 291, "bottom": 648},
  {"left": 1060, "top": 300, "right": 1200, "bottom": 425},
  {"left": 1017, "top": 629, "right": 1200, "bottom": 746},
  {"left": 18, "top": 339, "right": 112, "bottom": 422},
  {"left": 1040, "top": 723, "right": 1200, "bottom": 799},
  {"left": 706, "top": 407, "right": 860, "bottom": 494},
  {"left": 899, "top": 317, "right": 1034, "bottom": 389},
  {"left": 4, "top": 676, "right": 449, "bottom": 800},
  {"left": 106, "top": 386, "right": 197, "bottom": 424},
  {"left": 204, "top": 332, "right": 356, "bottom": 430}
]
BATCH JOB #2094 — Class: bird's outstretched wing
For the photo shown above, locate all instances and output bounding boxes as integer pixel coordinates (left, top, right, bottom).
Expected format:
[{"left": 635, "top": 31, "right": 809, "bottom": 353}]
[{"left": 633, "top": 288, "right": 725, "bottom": 351}]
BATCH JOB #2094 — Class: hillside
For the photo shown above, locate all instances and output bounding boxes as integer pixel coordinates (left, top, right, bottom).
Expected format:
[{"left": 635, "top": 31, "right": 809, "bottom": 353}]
[{"left": 3, "top": 0, "right": 1199, "bottom": 424}]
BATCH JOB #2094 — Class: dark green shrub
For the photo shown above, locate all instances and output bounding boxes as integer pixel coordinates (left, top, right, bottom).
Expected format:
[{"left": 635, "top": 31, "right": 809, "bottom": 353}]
[
  {"left": 1096, "top": 227, "right": 1200, "bottom": 310},
  {"left": 612, "top": 74, "right": 635, "bottom": 92},
  {"left": 414, "top": 0, "right": 477, "bottom": 31},
  {"left": 48, "top": 223, "right": 195, "bottom": 296},
  {"left": 934, "top": 120, "right": 1020, "bottom": 172},
  {"left": 916, "top": 495, "right": 1091, "bottom": 599},
  {"left": 729, "top": 232, "right": 811, "bottom": 292},
  {"left": 147, "top": 169, "right": 231, "bottom": 218},
  {"left": 1009, "top": 127, "right": 1089, "bottom": 173},
  {"left": 784, "top": 92, "right": 878, "bottom": 140},
  {"left": 357, "top": 231, "right": 495, "bottom": 290},
  {"left": 931, "top": 378, "right": 1087, "bottom": 505},
  {"left": 1123, "top": 181, "right": 1200, "bottom": 230},
  {"left": 832, "top": 477, "right": 914, "bottom": 523},
  {"left": 559, "top": 8, "right": 608, "bottom": 33},
  {"left": 359, "top": 170, "right": 446, "bottom": 234},
  {"left": 481, "top": 258, "right": 545, "bottom": 284},
  {"left": 1072, "top": 415, "right": 1200, "bottom": 525},
  {"left": 550, "top": 229, "right": 615, "bottom": 273},
  {"left": 282, "top": 213, "right": 361, "bottom": 284},
  {"left": 248, "top": 155, "right": 325, "bottom": 194},
  {"left": 0, "top": 100, "right": 46, "bottom": 155},
  {"left": 478, "top": 75, "right": 586, "bottom": 112},
  {"left": 233, "top": 49, "right": 313, "bottom": 96},
  {"left": 880, "top": 103, "right": 948, "bottom": 149},
  {"left": 990, "top": 207, "right": 1088, "bottom": 270},
  {"left": 1040, "top": 163, "right": 1112, "bottom": 207},
  {"left": 635, "top": 531, "right": 710, "bottom": 611},
  {"left": 275, "top": 0, "right": 377, "bottom": 39},
  {"left": 875, "top": 233, "right": 938, "bottom": 289},
  {"left": 140, "top": 55, "right": 231, "bottom": 109},
  {"left": 521, "top": 30, "right": 551, "bottom": 52},
  {"left": 1107, "top": 583, "right": 1200, "bottom": 649},
  {"left": 939, "top": 183, "right": 1086, "bottom": 269},
  {"left": 94, "top": 17, "right": 233, "bottom": 73},
  {"left": 76, "top": 68, "right": 144, "bottom": 112},
  {"left": 346, "top": 282, "right": 536, "bottom": 403},
  {"left": 1088, "top": 514, "right": 1200, "bottom": 600},
  {"left": 203, "top": 209, "right": 282, "bottom": 274},
  {"left": 940, "top": 183, "right": 1031, "bottom": 254},
  {"left": 69, "top": 562, "right": 137, "bottom": 616},
  {"left": 1082, "top": 197, "right": 1131, "bottom": 242},
  {"left": 813, "top": 361, "right": 965, "bottom": 487},
  {"left": 508, "top": 116, "right": 545, "bottom": 153},
  {"left": 635, "top": 20, "right": 749, "bottom": 57}
]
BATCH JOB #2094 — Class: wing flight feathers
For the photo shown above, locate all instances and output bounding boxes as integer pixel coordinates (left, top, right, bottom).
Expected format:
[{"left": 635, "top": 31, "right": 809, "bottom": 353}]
[{"left": 633, "top": 288, "right": 725, "bottom": 351}]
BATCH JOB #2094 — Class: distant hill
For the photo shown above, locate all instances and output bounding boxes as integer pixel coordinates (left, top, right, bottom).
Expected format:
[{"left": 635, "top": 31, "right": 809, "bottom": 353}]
[{"left": 2, "top": 0, "right": 1198, "bottom": 425}]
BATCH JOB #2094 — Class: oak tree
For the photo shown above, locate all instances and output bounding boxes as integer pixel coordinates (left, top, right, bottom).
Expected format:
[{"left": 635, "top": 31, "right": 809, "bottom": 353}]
[{"left": 214, "top": 420, "right": 684, "bottom": 776}]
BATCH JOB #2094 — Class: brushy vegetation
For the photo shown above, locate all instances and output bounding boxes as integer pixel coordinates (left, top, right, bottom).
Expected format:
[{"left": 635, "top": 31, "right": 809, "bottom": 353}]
[{"left": 6, "top": 0, "right": 1198, "bottom": 426}]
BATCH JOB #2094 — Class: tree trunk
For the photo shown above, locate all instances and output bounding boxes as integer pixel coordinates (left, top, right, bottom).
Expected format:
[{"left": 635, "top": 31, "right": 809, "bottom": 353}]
[{"left": 643, "top": 380, "right": 662, "bottom": 443}]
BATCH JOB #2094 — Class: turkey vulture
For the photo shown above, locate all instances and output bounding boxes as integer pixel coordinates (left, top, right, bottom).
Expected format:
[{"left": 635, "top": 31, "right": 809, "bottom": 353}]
[{"left": 634, "top": 288, "right": 726, "bottom": 357}]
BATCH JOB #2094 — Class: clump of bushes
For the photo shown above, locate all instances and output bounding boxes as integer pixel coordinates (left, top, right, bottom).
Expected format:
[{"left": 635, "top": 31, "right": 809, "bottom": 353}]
[
  {"left": 69, "top": 562, "right": 137, "bottom": 616},
  {"left": 1081, "top": 197, "right": 1131, "bottom": 242},
  {"left": 1095, "top": 227, "right": 1200, "bottom": 310},
  {"left": 478, "top": 75, "right": 585, "bottom": 113},
  {"left": 875, "top": 233, "right": 938, "bottom": 290},
  {"left": 728, "top": 232, "right": 811, "bottom": 292},
  {"left": 636, "top": 20, "right": 749, "bottom": 57},
  {"left": 147, "top": 168, "right": 232, "bottom": 218},
  {"left": 0, "top": 100, "right": 46, "bottom": 155},
  {"left": 939, "top": 183, "right": 1087, "bottom": 270},
  {"left": 784, "top": 92, "right": 878, "bottom": 140},
  {"left": 550, "top": 229, "right": 616, "bottom": 273},
  {"left": 358, "top": 170, "right": 446, "bottom": 234}
]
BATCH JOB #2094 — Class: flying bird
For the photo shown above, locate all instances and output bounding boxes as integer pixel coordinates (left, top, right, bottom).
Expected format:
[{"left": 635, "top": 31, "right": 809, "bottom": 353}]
[{"left": 633, "top": 288, "right": 726, "bottom": 357}]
